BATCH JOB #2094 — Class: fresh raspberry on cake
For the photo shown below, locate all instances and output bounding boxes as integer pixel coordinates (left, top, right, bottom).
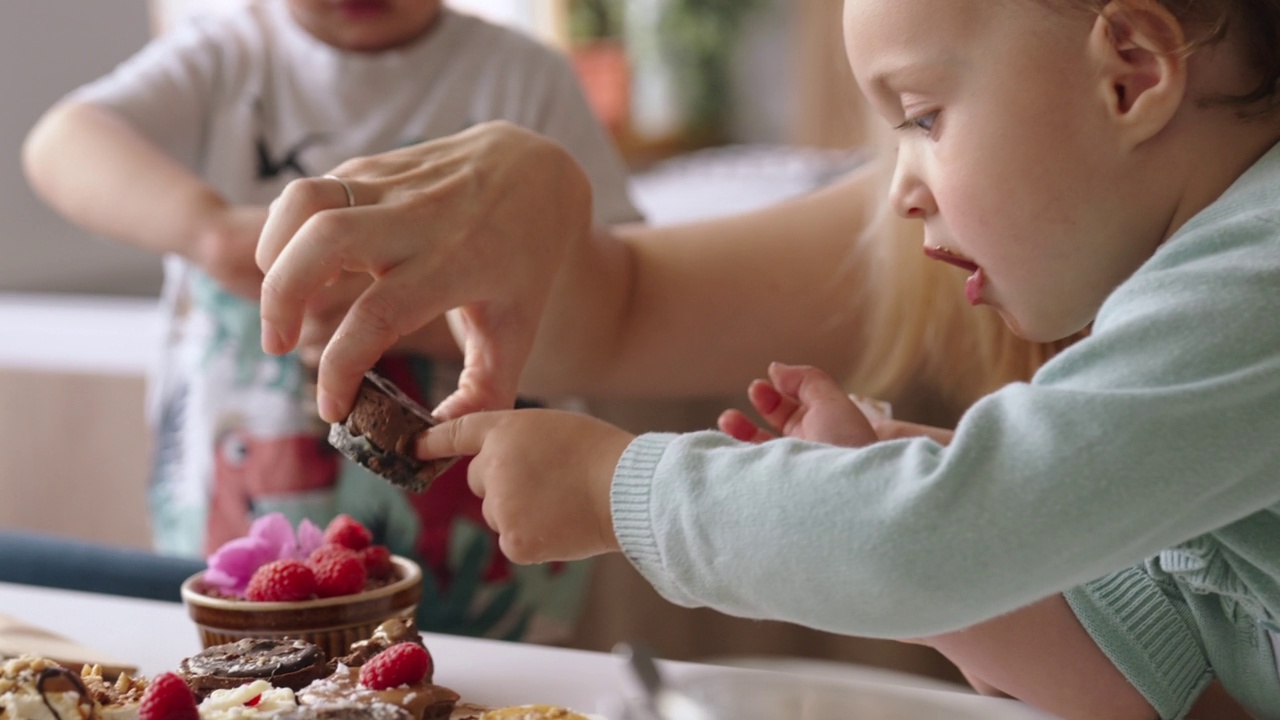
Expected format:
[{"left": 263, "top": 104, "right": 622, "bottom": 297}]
[
  {"left": 359, "top": 642, "right": 433, "bottom": 689},
  {"left": 245, "top": 559, "right": 317, "bottom": 602},
  {"left": 360, "top": 544, "right": 395, "bottom": 580},
  {"left": 139, "top": 672, "right": 199, "bottom": 720},
  {"left": 309, "top": 542, "right": 356, "bottom": 565},
  {"left": 310, "top": 546, "right": 368, "bottom": 598},
  {"left": 324, "top": 513, "right": 373, "bottom": 550}
]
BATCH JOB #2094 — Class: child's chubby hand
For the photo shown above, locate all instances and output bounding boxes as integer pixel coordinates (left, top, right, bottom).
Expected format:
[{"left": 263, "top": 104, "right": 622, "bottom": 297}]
[
  {"left": 192, "top": 204, "right": 269, "bottom": 301},
  {"left": 719, "top": 362, "right": 957, "bottom": 448},
  {"left": 718, "top": 362, "right": 880, "bottom": 447},
  {"left": 417, "top": 409, "right": 635, "bottom": 564}
]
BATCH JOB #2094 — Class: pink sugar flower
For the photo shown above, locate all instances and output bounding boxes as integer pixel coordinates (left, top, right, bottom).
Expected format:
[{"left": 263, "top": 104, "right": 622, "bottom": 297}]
[{"left": 204, "top": 513, "right": 326, "bottom": 596}]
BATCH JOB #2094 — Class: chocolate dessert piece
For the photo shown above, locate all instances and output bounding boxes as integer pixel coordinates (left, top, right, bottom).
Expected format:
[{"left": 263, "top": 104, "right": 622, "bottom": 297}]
[
  {"left": 339, "top": 618, "right": 424, "bottom": 668},
  {"left": 328, "top": 371, "right": 457, "bottom": 492},
  {"left": 178, "top": 638, "right": 329, "bottom": 699},
  {"left": 298, "top": 664, "right": 459, "bottom": 720}
]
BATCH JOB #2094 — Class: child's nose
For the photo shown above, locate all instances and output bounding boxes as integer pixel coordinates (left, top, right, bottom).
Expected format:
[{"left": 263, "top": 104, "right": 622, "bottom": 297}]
[{"left": 889, "top": 151, "right": 935, "bottom": 219}]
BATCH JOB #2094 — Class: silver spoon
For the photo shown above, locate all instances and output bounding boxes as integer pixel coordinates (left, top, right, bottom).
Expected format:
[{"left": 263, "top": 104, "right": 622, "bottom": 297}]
[{"left": 615, "top": 643, "right": 718, "bottom": 720}]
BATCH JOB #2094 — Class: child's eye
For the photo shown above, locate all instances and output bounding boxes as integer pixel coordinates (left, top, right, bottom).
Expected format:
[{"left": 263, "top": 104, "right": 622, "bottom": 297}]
[{"left": 894, "top": 111, "right": 938, "bottom": 134}]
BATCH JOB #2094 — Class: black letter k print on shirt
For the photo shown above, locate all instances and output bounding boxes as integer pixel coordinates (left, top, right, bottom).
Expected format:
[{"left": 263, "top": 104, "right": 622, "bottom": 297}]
[
  {"left": 252, "top": 97, "right": 324, "bottom": 180},
  {"left": 255, "top": 133, "right": 322, "bottom": 180}
]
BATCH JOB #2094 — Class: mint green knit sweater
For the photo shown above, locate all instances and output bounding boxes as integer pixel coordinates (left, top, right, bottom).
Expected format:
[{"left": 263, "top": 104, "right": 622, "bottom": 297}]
[{"left": 613, "top": 142, "right": 1280, "bottom": 719}]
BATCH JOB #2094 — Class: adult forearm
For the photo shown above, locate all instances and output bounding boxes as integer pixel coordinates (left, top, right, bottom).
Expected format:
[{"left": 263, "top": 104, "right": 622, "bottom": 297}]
[
  {"left": 22, "top": 101, "right": 224, "bottom": 259},
  {"left": 521, "top": 167, "right": 881, "bottom": 399}
]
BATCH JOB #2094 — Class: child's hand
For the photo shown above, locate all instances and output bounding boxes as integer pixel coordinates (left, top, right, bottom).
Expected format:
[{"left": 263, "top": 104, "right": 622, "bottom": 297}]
[
  {"left": 718, "top": 363, "right": 878, "bottom": 447},
  {"left": 193, "top": 205, "right": 269, "bottom": 301},
  {"left": 417, "top": 409, "right": 634, "bottom": 564}
]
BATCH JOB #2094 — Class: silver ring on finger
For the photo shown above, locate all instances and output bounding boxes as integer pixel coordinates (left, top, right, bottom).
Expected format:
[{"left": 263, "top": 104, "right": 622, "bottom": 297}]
[{"left": 322, "top": 174, "right": 357, "bottom": 208}]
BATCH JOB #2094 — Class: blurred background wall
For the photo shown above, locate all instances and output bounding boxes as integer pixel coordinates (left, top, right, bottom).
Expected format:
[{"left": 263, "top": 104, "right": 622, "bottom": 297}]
[{"left": 0, "top": 2, "right": 164, "bottom": 295}]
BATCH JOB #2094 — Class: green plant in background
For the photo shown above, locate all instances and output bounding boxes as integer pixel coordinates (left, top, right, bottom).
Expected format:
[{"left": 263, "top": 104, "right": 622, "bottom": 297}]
[
  {"left": 568, "top": 0, "right": 625, "bottom": 43},
  {"left": 659, "top": 0, "right": 769, "bottom": 144}
]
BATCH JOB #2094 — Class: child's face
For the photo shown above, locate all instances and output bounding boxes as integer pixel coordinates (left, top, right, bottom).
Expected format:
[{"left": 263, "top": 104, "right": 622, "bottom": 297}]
[
  {"left": 288, "top": 0, "right": 444, "bottom": 52},
  {"left": 845, "top": 0, "right": 1163, "bottom": 342}
]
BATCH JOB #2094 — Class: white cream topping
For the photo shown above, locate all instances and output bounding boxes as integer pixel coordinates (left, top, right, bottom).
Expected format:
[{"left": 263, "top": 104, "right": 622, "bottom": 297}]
[
  {"left": 198, "top": 680, "right": 298, "bottom": 719},
  {"left": 0, "top": 691, "right": 93, "bottom": 720}
]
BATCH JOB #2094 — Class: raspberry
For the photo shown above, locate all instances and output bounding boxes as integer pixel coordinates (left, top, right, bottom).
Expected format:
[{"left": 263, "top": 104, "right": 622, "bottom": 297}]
[
  {"left": 309, "top": 543, "right": 354, "bottom": 565},
  {"left": 359, "top": 544, "right": 395, "bottom": 580},
  {"left": 245, "top": 559, "right": 316, "bottom": 602},
  {"left": 309, "top": 545, "right": 367, "bottom": 598},
  {"left": 359, "top": 642, "right": 433, "bottom": 689},
  {"left": 138, "top": 672, "right": 198, "bottom": 720},
  {"left": 324, "top": 514, "right": 373, "bottom": 551}
]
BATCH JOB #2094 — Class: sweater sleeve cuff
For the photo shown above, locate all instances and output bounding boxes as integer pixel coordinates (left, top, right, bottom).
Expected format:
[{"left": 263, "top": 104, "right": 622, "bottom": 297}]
[
  {"left": 1064, "top": 567, "right": 1212, "bottom": 720},
  {"left": 610, "top": 433, "right": 692, "bottom": 602}
]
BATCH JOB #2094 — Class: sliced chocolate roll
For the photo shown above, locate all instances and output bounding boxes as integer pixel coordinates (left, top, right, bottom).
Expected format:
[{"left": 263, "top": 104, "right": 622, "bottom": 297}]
[{"left": 328, "top": 371, "right": 457, "bottom": 492}]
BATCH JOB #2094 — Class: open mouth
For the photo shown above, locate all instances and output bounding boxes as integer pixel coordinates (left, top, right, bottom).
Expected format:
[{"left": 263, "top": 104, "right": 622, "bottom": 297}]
[
  {"left": 923, "top": 245, "right": 978, "bottom": 273},
  {"left": 335, "top": 0, "right": 389, "bottom": 19},
  {"left": 923, "top": 245, "right": 986, "bottom": 306}
]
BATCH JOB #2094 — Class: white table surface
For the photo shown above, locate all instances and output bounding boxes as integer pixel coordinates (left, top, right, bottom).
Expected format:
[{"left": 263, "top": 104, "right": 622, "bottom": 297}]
[{"left": 0, "top": 581, "right": 1056, "bottom": 718}]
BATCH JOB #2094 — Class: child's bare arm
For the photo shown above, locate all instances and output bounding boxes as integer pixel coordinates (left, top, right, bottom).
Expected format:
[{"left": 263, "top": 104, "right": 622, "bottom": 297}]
[
  {"left": 923, "top": 594, "right": 1156, "bottom": 720},
  {"left": 23, "top": 101, "right": 266, "bottom": 299}
]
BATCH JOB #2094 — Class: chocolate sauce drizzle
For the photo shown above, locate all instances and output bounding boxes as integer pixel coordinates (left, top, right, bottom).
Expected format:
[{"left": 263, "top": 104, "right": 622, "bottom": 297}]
[{"left": 35, "top": 667, "right": 93, "bottom": 720}]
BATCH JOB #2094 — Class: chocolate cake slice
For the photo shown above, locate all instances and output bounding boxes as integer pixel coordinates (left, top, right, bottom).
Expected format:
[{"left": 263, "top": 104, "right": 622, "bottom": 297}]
[
  {"left": 328, "top": 371, "right": 458, "bottom": 492},
  {"left": 177, "top": 638, "right": 329, "bottom": 700}
]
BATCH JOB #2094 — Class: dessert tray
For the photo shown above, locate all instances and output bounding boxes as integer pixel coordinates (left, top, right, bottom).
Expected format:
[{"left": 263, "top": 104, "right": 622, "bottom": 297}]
[{"left": 0, "top": 617, "right": 601, "bottom": 720}]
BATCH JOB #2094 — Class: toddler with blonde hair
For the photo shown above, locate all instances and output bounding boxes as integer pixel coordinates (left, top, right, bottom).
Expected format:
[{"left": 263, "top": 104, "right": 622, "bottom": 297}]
[{"left": 254, "top": 0, "right": 1280, "bottom": 716}]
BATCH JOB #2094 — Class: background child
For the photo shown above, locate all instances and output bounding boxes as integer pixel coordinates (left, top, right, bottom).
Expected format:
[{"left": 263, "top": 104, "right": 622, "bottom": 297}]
[
  {"left": 23, "top": 0, "right": 640, "bottom": 642},
  {"left": 250, "top": 0, "right": 1280, "bottom": 716}
]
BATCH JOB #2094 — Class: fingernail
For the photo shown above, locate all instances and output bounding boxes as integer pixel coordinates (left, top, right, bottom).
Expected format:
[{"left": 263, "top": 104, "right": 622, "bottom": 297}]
[
  {"left": 756, "top": 383, "right": 781, "bottom": 413},
  {"left": 261, "top": 323, "right": 283, "bottom": 354}
]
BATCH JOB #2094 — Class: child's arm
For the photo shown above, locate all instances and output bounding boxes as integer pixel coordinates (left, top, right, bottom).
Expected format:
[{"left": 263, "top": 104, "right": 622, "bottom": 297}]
[{"left": 23, "top": 101, "right": 263, "bottom": 299}]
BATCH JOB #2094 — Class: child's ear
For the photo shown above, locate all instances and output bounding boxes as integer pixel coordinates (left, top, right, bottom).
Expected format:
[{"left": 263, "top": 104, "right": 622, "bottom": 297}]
[{"left": 1088, "top": 0, "right": 1188, "bottom": 147}]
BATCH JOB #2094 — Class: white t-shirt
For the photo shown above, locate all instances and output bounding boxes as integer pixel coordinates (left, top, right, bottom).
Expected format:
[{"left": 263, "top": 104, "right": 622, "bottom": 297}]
[{"left": 68, "top": 0, "right": 639, "bottom": 642}]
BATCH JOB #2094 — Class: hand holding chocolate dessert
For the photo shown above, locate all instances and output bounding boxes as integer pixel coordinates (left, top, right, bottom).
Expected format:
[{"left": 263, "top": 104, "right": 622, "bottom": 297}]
[{"left": 328, "top": 372, "right": 458, "bottom": 493}]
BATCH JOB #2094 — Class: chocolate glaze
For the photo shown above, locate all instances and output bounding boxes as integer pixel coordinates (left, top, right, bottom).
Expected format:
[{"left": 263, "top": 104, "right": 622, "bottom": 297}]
[
  {"left": 328, "top": 371, "right": 456, "bottom": 492},
  {"left": 298, "top": 665, "right": 458, "bottom": 720},
  {"left": 178, "top": 638, "right": 329, "bottom": 699},
  {"left": 340, "top": 618, "right": 425, "bottom": 670}
]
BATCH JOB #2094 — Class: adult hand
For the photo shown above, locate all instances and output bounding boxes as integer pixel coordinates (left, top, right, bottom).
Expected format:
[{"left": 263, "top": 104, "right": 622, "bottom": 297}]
[
  {"left": 256, "top": 121, "right": 593, "bottom": 422},
  {"left": 417, "top": 409, "right": 634, "bottom": 564},
  {"left": 193, "top": 205, "right": 269, "bottom": 301}
]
